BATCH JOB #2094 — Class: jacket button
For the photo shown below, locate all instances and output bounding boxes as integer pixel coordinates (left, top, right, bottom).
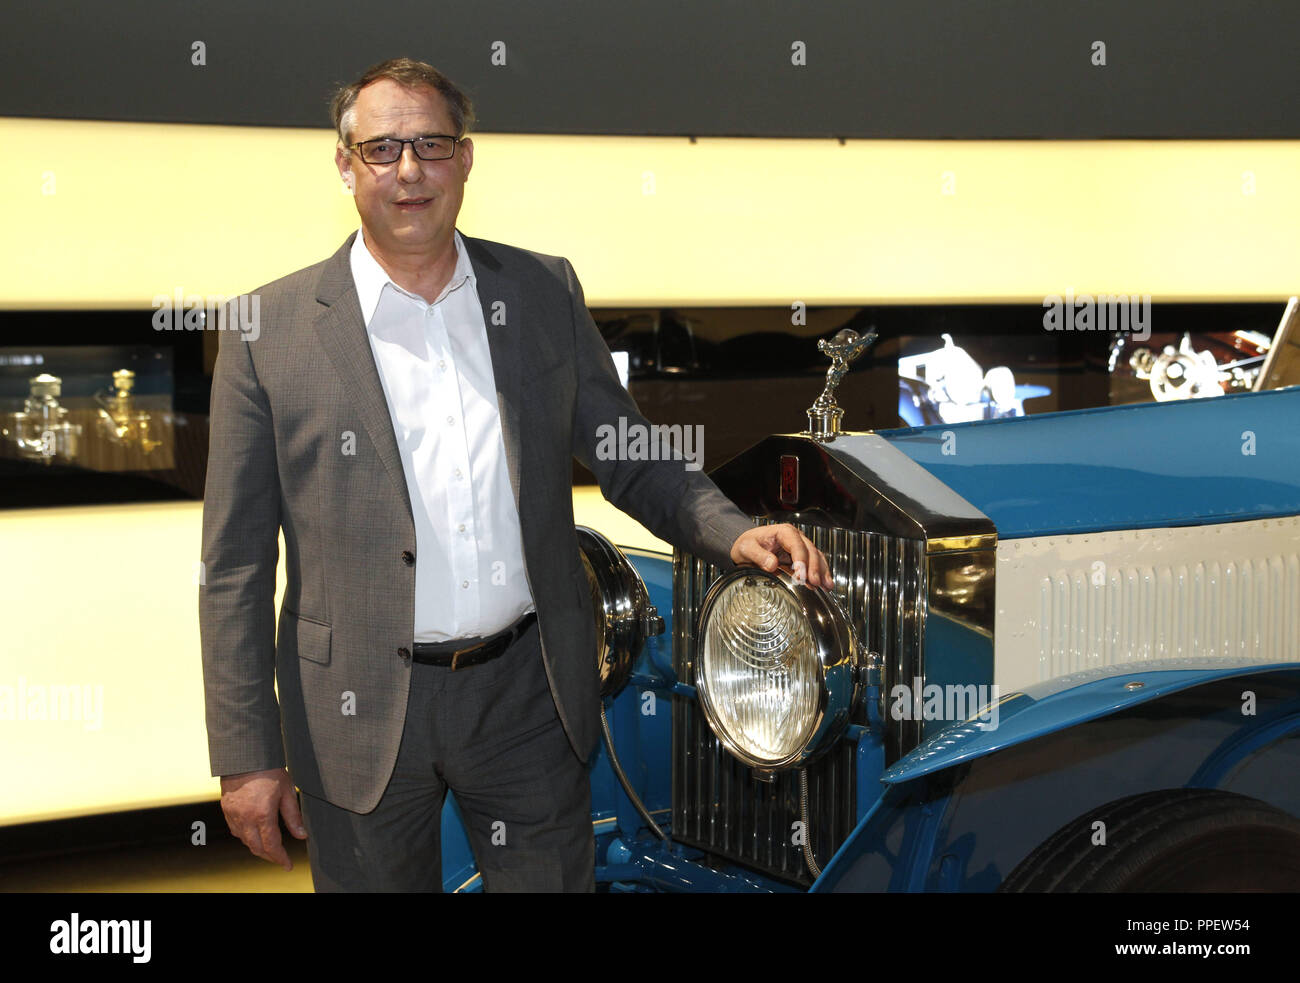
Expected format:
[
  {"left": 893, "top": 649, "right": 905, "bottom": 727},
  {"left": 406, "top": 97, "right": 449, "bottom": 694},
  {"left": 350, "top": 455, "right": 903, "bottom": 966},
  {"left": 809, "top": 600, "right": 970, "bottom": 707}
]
[
  {"left": 397, "top": 647, "right": 411, "bottom": 663},
  {"left": 401, "top": 550, "right": 415, "bottom": 566}
]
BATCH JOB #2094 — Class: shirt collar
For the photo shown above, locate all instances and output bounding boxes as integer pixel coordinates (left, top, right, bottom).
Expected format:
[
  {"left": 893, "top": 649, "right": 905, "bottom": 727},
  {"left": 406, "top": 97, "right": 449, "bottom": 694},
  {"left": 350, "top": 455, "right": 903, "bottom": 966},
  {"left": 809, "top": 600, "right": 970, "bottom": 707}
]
[{"left": 350, "top": 227, "right": 476, "bottom": 327}]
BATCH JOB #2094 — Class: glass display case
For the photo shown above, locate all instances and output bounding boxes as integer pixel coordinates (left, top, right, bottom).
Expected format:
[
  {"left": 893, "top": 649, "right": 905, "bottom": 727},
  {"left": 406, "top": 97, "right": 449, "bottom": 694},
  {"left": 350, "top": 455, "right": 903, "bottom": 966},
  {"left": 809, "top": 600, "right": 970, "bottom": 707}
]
[
  {"left": 588, "top": 301, "right": 1291, "bottom": 477},
  {"left": 0, "top": 301, "right": 1290, "bottom": 506},
  {"left": 0, "top": 345, "right": 173, "bottom": 468},
  {"left": 0, "top": 312, "right": 210, "bottom": 509}
]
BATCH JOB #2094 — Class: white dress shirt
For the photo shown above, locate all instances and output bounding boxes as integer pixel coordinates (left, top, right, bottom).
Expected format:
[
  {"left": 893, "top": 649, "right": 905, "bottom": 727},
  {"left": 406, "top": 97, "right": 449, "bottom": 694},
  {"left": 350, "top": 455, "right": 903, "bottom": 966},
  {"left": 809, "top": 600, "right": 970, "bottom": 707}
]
[{"left": 350, "top": 227, "right": 534, "bottom": 642}]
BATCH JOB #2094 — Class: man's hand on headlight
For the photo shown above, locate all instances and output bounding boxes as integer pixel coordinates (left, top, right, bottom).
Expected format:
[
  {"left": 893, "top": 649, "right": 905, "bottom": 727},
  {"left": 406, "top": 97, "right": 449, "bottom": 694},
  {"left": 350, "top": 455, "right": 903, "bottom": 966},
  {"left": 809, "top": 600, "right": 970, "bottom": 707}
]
[{"left": 729, "top": 523, "right": 833, "bottom": 589}]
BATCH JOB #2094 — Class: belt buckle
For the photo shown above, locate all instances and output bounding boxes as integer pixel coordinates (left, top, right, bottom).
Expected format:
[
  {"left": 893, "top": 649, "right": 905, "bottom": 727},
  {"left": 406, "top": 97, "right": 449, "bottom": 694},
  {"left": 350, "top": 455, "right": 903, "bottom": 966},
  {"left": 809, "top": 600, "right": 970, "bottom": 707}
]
[{"left": 450, "top": 639, "right": 483, "bottom": 671}]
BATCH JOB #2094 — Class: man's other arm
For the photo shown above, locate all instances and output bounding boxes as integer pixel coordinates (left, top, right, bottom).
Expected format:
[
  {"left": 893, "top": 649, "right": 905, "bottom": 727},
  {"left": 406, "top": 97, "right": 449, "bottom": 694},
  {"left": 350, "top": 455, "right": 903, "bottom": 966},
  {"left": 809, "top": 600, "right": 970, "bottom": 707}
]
[
  {"left": 562, "top": 259, "right": 752, "bottom": 570},
  {"left": 199, "top": 302, "right": 284, "bottom": 778},
  {"left": 200, "top": 303, "right": 307, "bottom": 871}
]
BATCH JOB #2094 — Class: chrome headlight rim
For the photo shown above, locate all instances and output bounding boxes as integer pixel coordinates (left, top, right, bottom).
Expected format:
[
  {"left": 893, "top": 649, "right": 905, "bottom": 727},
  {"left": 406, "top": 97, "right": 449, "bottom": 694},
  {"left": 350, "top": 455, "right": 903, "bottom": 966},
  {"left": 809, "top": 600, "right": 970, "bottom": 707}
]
[
  {"left": 575, "top": 525, "right": 662, "bottom": 698},
  {"left": 695, "top": 566, "right": 860, "bottom": 772}
]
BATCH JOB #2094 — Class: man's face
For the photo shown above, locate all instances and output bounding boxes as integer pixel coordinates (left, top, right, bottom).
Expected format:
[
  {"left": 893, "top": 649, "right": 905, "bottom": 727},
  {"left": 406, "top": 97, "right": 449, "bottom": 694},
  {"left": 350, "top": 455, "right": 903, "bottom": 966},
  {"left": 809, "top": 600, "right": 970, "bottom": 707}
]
[{"left": 335, "top": 79, "right": 473, "bottom": 256}]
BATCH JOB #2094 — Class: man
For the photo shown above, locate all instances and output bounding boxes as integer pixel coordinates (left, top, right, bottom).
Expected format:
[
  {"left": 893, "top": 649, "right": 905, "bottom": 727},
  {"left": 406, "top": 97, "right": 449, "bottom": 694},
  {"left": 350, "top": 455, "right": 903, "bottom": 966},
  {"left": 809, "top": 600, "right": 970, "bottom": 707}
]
[{"left": 200, "top": 57, "right": 831, "bottom": 892}]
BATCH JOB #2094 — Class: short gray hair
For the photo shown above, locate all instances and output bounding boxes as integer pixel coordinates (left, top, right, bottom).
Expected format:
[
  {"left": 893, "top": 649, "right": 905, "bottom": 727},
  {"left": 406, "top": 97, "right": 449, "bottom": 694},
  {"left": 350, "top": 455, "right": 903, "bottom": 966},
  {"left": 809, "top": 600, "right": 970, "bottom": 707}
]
[{"left": 330, "top": 57, "right": 476, "bottom": 147}]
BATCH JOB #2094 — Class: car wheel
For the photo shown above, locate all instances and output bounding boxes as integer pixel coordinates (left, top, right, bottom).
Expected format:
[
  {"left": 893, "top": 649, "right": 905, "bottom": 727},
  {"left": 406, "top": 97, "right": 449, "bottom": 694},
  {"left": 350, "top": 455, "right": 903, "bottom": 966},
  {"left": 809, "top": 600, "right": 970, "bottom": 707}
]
[{"left": 999, "top": 788, "right": 1300, "bottom": 892}]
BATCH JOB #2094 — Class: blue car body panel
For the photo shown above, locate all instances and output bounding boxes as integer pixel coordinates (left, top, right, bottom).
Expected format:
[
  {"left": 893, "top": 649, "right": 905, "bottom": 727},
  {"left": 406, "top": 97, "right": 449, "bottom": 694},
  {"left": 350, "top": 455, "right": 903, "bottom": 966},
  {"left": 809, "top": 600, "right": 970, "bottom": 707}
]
[
  {"left": 814, "top": 665, "right": 1300, "bottom": 892},
  {"left": 878, "top": 387, "right": 1300, "bottom": 537}
]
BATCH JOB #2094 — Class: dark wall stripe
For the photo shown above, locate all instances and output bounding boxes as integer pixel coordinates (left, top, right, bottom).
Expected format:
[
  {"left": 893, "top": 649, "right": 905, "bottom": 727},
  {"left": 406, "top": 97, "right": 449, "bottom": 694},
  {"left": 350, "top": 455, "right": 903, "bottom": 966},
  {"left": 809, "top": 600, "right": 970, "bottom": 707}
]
[{"left": 5, "top": 1, "right": 1299, "bottom": 138}]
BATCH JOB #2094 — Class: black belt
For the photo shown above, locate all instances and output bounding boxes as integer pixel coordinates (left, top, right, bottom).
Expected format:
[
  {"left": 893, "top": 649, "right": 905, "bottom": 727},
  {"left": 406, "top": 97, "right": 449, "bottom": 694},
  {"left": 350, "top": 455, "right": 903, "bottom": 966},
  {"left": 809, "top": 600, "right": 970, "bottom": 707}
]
[{"left": 411, "top": 611, "right": 537, "bottom": 669}]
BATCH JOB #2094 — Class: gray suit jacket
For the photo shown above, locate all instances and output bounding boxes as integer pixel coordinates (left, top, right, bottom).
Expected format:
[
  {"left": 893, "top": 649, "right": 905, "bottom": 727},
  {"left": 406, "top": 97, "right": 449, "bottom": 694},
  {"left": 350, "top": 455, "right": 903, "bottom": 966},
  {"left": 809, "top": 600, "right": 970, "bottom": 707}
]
[{"left": 199, "top": 230, "right": 753, "bottom": 814}]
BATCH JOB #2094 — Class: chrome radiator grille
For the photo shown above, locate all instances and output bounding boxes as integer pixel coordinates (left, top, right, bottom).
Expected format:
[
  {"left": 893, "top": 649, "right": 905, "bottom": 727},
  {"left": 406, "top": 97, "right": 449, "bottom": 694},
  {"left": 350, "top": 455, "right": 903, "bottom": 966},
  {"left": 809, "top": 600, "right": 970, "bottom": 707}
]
[{"left": 671, "top": 520, "right": 927, "bottom": 884}]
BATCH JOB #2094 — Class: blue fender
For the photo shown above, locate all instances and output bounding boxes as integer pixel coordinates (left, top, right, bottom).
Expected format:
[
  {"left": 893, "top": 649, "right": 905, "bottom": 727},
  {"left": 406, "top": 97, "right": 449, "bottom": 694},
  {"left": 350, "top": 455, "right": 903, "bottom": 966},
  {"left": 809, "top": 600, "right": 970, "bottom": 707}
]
[
  {"left": 813, "top": 660, "right": 1300, "bottom": 892},
  {"left": 881, "top": 657, "right": 1300, "bottom": 785}
]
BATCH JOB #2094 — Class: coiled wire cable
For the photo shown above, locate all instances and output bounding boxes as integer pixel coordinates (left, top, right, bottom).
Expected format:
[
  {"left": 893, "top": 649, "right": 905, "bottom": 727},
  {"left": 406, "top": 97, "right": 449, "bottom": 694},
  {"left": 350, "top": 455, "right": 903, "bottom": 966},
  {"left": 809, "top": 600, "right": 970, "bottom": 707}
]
[
  {"left": 799, "top": 768, "right": 821, "bottom": 879},
  {"left": 600, "top": 704, "right": 668, "bottom": 841}
]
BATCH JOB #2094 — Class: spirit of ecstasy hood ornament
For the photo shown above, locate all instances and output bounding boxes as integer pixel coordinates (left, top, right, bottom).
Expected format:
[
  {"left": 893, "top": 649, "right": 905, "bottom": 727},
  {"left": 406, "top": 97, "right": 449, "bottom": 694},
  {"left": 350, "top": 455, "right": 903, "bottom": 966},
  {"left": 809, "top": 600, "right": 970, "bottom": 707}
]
[{"left": 806, "top": 327, "right": 877, "bottom": 441}]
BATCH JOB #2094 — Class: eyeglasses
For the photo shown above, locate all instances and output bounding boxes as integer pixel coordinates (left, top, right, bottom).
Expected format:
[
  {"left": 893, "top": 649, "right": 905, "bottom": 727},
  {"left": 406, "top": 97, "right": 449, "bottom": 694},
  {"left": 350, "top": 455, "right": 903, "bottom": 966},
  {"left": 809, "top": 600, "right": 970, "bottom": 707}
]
[{"left": 348, "top": 135, "right": 460, "bottom": 165}]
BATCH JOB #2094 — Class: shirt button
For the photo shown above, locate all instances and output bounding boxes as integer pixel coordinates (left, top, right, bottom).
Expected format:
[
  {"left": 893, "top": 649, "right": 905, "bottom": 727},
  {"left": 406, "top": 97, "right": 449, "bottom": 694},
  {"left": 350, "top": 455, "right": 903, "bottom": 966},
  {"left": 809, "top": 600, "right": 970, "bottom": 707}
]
[
  {"left": 446, "top": 415, "right": 454, "bottom": 425},
  {"left": 438, "top": 360, "right": 446, "bottom": 371},
  {"left": 454, "top": 468, "right": 462, "bottom": 479},
  {"left": 457, "top": 523, "right": 465, "bottom": 533},
  {"left": 461, "top": 580, "right": 469, "bottom": 589}
]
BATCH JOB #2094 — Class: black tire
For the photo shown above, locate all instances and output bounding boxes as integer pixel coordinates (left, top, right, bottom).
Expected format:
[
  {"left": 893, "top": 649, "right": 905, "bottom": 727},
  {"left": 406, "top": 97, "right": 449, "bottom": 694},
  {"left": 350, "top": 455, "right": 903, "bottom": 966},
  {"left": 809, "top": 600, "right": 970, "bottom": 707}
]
[{"left": 999, "top": 789, "right": 1300, "bottom": 892}]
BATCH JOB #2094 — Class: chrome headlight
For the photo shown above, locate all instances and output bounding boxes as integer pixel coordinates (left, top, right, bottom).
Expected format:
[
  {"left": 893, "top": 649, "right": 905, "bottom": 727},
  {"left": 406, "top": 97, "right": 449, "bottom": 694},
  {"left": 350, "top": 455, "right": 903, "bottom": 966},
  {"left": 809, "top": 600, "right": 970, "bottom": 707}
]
[
  {"left": 576, "top": 526, "right": 665, "bottom": 698},
  {"left": 696, "top": 567, "right": 859, "bottom": 771}
]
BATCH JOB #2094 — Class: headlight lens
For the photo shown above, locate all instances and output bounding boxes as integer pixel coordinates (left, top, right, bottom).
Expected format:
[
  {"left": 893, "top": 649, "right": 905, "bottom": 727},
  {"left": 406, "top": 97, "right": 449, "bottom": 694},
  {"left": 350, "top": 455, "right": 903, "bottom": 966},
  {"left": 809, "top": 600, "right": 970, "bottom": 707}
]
[{"left": 696, "top": 567, "right": 858, "bottom": 770}]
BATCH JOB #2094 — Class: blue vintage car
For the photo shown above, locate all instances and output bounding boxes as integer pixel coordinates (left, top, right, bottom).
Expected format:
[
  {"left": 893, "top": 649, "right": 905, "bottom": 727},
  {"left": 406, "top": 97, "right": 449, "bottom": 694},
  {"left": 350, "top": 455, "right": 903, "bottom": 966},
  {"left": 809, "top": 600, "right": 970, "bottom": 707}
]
[{"left": 439, "top": 359, "right": 1300, "bottom": 892}]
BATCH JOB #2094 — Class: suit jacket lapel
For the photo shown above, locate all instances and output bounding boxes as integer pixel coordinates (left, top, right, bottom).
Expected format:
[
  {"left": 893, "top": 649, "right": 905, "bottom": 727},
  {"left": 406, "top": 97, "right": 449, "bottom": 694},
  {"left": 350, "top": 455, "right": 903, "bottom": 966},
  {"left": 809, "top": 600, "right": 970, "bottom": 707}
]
[
  {"left": 463, "top": 233, "right": 524, "bottom": 515},
  {"left": 310, "top": 229, "right": 525, "bottom": 524},
  {"left": 311, "top": 232, "right": 414, "bottom": 519}
]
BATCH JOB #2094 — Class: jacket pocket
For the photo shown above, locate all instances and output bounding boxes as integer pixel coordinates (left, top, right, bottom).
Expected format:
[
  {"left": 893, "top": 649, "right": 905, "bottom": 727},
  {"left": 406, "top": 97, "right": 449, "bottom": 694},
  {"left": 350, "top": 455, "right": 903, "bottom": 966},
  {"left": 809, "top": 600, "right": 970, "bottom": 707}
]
[{"left": 289, "top": 610, "right": 332, "bottom": 666}]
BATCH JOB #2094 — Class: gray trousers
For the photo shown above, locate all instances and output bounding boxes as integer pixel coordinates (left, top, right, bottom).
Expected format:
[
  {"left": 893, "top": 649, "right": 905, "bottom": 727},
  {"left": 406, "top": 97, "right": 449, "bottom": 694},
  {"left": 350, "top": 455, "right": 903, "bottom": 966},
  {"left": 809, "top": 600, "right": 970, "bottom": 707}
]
[{"left": 298, "top": 617, "right": 595, "bottom": 892}]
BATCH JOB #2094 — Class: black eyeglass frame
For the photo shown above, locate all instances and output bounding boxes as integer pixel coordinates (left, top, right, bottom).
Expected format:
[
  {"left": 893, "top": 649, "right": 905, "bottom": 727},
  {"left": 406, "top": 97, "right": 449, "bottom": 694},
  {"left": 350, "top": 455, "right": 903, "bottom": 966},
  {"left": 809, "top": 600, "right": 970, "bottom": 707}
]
[{"left": 347, "top": 135, "right": 462, "bottom": 164}]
